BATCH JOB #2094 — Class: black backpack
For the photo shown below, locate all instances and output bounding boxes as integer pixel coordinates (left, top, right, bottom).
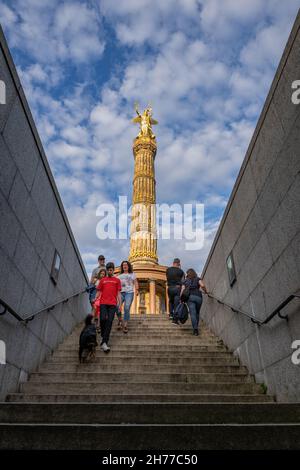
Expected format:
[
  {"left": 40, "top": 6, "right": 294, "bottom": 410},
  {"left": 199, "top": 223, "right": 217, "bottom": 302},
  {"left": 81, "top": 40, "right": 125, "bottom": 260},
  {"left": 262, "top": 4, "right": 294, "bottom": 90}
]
[
  {"left": 174, "top": 302, "right": 189, "bottom": 324},
  {"left": 181, "top": 277, "right": 201, "bottom": 302},
  {"left": 180, "top": 286, "right": 190, "bottom": 302}
]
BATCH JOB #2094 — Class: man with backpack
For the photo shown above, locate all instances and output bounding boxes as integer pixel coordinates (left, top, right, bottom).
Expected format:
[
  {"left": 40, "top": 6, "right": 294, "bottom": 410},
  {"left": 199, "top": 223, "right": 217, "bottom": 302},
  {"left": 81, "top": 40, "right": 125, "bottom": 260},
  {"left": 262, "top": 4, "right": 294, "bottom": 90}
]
[{"left": 166, "top": 258, "right": 185, "bottom": 320}]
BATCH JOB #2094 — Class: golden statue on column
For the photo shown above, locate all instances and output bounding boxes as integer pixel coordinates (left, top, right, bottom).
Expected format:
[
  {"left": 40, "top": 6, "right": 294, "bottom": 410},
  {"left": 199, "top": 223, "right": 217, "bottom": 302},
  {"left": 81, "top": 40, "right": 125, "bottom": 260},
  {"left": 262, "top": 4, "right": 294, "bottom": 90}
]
[
  {"left": 126, "top": 104, "right": 167, "bottom": 314},
  {"left": 129, "top": 103, "right": 158, "bottom": 264}
]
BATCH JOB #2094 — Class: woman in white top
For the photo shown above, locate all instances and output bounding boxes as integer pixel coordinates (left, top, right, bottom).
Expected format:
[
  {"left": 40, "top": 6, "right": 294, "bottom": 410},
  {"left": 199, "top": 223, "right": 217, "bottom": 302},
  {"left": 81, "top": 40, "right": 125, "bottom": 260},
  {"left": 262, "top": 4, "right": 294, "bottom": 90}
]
[{"left": 118, "top": 260, "right": 139, "bottom": 333}]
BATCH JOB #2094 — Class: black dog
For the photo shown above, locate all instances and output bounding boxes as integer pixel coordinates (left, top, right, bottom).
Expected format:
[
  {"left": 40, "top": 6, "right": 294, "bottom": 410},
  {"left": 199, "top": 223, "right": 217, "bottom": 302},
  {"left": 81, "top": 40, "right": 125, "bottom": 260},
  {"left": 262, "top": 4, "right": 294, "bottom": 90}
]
[{"left": 79, "top": 314, "right": 98, "bottom": 363}]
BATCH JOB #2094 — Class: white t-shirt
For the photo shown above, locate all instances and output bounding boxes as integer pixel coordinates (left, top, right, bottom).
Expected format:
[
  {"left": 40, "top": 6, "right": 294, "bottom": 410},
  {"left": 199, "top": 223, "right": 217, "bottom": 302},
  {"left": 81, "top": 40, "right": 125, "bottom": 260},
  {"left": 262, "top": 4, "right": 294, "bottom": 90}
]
[{"left": 118, "top": 273, "right": 136, "bottom": 293}]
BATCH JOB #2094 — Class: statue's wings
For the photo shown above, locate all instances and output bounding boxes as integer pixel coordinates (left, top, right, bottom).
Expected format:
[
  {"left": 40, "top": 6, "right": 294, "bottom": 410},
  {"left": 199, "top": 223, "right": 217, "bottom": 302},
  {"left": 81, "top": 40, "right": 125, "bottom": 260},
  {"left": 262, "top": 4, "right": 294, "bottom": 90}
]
[
  {"left": 150, "top": 118, "right": 158, "bottom": 125},
  {"left": 132, "top": 117, "right": 141, "bottom": 123}
]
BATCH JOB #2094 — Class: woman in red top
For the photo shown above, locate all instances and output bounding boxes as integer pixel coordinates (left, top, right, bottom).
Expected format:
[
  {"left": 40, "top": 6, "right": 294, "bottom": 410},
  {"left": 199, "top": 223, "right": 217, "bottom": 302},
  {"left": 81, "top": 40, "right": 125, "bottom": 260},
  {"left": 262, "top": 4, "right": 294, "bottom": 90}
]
[{"left": 93, "top": 268, "right": 106, "bottom": 332}]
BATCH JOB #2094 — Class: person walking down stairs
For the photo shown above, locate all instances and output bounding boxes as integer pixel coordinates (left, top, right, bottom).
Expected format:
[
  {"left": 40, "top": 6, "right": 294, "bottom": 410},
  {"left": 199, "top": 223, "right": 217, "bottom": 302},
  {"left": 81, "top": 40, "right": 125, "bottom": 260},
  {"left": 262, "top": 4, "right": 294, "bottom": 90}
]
[
  {"left": 87, "top": 255, "right": 107, "bottom": 308},
  {"left": 94, "top": 262, "right": 121, "bottom": 353},
  {"left": 92, "top": 268, "right": 106, "bottom": 333},
  {"left": 118, "top": 260, "right": 139, "bottom": 334}
]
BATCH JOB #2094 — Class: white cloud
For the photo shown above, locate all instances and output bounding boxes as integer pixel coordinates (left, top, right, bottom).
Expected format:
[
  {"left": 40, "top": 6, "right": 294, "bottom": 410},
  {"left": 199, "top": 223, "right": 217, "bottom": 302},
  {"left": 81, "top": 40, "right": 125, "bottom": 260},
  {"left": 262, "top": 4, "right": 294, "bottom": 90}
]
[
  {"left": 1, "top": 0, "right": 105, "bottom": 64},
  {"left": 204, "top": 194, "right": 228, "bottom": 208},
  {"left": 61, "top": 125, "right": 90, "bottom": 146},
  {"left": 100, "top": 0, "right": 202, "bottom": 46},
  {"left": 240, "top": 22, "right": 292, "bottom": 71},
  {"left": 17, "top": 63, "right": 63, "bottom": 92},
  {"left": 90, "top": 103, "right": 130, "bottom": 140},
  {"left": 158, "top": 218, "right": 220, "bottom": 274},
  {"left": 0, "top": 3, "right": 17, "bottom": 27},
  {"left": 2, "top": 0, "right": 299, "bottom": 276},
  {"left": 200, "top": 0, "right": 265, "bottom": 39},
  {"left": 48, "top": 140, "right": 90, "bottom": 171},
  {"left": 117, "top": 32, "right": 231, "bottom": 128},
  {"left": 53, "top": 2, "right": 105, "bottom": 62}
]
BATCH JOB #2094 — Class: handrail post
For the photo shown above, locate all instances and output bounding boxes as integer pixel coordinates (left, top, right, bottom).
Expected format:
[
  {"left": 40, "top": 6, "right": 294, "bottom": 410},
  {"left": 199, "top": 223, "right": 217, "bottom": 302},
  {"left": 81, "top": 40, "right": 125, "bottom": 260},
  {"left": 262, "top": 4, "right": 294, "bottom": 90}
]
[
  {"left": 278, "top": 311, "right": 289, "bottom": 322},
  {"left": 0, "top": 305, "right": 7, "bottom": 316}
]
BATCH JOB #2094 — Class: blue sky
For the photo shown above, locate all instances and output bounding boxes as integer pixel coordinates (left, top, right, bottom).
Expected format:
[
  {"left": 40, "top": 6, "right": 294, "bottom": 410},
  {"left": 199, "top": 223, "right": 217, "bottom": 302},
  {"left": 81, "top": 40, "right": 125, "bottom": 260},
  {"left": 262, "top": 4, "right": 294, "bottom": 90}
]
[{"left": 1, "top": 0, "right": 299, "bottom": 276}]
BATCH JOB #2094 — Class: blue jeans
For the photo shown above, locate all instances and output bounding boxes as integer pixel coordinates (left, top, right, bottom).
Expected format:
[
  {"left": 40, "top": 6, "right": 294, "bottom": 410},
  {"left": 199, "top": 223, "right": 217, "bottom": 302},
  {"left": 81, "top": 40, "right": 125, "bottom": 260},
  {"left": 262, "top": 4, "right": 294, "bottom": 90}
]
[
  {"left": 100, "top": 304, "right": 116, "bottom": 345},
  {"left": 87, "top": 284, "right": 97, "bottom": 304},
  {"left": 187, "top": 294, "right": 203, "bottom": 330},
  {"left": 121, "top": 292, "right": 134, "bottom": 321},
  {"left": 167, "top": 286, "right": 181, "bottom": 317}
]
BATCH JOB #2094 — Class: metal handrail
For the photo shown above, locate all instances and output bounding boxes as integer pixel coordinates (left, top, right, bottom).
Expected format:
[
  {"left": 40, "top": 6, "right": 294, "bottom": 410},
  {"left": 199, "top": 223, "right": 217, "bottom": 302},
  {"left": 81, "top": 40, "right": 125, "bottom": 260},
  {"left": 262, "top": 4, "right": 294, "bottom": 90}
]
[
  {"left": 0, "top": 287, "right": 88, "bottom": 323},
  {"left": 206, "top": 292, "right": 300, "bottom": 326},
  {"left": 0, "top": 298, "right": 24, "bottom": 322}
]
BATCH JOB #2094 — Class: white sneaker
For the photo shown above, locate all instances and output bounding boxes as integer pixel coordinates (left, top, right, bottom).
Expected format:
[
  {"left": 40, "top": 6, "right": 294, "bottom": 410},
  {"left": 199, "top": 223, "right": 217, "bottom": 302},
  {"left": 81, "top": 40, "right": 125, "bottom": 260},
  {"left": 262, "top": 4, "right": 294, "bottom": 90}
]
[{"left": 101, "top": 342, "right": 110, "bottom": 352}]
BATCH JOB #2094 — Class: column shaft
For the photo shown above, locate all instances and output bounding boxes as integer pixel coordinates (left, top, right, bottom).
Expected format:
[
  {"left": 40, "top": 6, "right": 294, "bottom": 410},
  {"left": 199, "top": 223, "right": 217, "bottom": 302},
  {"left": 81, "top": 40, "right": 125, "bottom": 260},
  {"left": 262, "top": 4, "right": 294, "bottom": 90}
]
[{"left": 149, "top": 280, "right": 156, "bottom": 314}]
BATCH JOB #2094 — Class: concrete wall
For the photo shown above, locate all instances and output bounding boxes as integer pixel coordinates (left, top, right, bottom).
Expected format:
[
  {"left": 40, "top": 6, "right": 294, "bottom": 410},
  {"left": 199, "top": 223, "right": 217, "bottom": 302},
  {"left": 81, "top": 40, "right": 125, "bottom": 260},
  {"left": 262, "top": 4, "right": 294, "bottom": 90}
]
[
  {"left": 0, "top": 26, "right": 89, "bottom": 400},
  {"left": 201, "top": 12, "right": 300, "bottom": 402}
]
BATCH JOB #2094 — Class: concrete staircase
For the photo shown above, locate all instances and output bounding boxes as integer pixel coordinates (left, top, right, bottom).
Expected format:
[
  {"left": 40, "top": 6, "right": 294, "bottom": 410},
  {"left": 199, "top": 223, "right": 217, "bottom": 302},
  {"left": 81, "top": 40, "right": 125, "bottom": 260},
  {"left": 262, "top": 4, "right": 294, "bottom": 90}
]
[{"left": 1, "top": 314, "right": 300, "bottom": 449}]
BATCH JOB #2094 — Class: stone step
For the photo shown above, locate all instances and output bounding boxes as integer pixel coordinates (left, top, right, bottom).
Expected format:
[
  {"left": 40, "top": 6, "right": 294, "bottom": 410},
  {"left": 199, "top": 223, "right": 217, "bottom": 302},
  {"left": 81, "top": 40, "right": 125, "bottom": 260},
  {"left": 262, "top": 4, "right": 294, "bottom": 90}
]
[
  {"left": 2, "top": 422, "right": 299, "bottom": 450},
  {"left": 47, "top": 355, "right": 239, "bottom": 365},
  {"left": 3, "top": 402, "right": 298, "bottom": 425},
  {"left": 72, "top": 322, "right": 212, "bottom": 329},
  {"left": 6, "top": 393, "right": 274, "bottom": 403},
  {"left": 54, "top": 342, "right": 232, "bottom": 356},
  {"left": 127, "top": 328, "right": 214, "bottom": 332},
  {"left": 69, "top": 323, "right": 216, "bottom": 332},
  {"left": 71, "top": 317, "right": 213, "bottom": 328},
  {"left": 63, "top": 335, "right": 222, "bottom": 344},
  {"left": 38, "top": 363, "right": 248, "bottom": 374},
  {"left": 115, "top": 317, "right": 207, "bottom": 320},
  {"left": 1, "top": 422, "right": 299, "bottom": 450},
  {"left": 29, "top": 372, "right": 254, "bottom": 384},
  {"left": 73, "top": 323, "right": 210, "bottom": 331},
  {"left": 108, "top": 325, "right": 214, "bottom": 331},
  {"left": 20, "top": 381, "right": 264, "bottom": 395},
  {"left": 129, "top": 317, "right": 174, "bottom": 319},
  {"left": 61, "top": 342, "right": 226, "bottom": 350},
  {"left": 117, "top": 316, "right": 173, "bottom": 320},
  {"left": 60, "top": 333, "right": 224, "bottom": 347},
  {"left": 49, "top": 349, "right": 233, "bottom": 365}
]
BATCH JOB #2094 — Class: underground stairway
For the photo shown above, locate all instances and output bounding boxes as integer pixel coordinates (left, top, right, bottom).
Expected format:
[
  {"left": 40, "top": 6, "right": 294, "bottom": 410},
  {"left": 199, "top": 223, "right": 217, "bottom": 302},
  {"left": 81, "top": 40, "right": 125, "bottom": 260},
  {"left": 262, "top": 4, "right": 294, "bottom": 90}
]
[{"left": 0, "top": 314, "right": 299, "bottom": 450}]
